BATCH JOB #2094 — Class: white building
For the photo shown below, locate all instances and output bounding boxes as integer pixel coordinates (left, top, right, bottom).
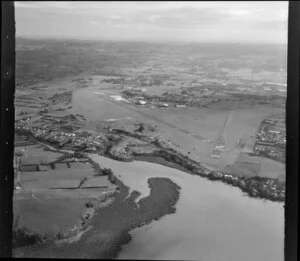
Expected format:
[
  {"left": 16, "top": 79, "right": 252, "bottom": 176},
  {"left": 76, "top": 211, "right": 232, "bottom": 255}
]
[{"left": 138, "top": 100, "right": 146, "bottom": 105}]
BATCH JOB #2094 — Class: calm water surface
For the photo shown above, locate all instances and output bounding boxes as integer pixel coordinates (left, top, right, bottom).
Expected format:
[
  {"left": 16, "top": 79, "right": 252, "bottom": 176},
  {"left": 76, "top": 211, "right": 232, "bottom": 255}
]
[{"left": 89, "top": 154, "right": 284, "bottom": 261}]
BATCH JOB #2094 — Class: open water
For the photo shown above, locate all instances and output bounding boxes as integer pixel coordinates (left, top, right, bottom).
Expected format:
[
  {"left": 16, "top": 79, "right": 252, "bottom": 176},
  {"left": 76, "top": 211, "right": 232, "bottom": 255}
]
[{"left": 89, "top": 154, "right": 284, "bottom": 261}]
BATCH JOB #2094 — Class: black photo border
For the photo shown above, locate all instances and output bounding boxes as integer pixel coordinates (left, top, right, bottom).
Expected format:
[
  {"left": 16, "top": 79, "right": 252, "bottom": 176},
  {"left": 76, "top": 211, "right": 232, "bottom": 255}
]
[
  {"left": 285, "top": 1, "right": 299, "bottom": 261},
  {"left": 0, "top": 1, "right": 299, "bottom": 260},
  {"left": 1, "top": 1, "right": 15, "bottom": 258}
]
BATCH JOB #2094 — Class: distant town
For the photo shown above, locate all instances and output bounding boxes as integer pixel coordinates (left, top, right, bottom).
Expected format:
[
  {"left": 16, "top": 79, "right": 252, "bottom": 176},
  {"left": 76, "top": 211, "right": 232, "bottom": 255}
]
[
  {"left": 15, "top": 109, "right": 285, "bottom": 202},
  {"left": 13, "top": 37, "right": 287, "bottom": 260},
  {"left": 253, "top": 116, "right": 286, "bottom": 163}
]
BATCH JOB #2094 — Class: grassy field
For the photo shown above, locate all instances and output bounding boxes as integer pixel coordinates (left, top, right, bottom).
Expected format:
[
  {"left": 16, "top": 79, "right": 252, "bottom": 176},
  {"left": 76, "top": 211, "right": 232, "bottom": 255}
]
[
  {"left": 14, "top": 198, "right": 87, "bottom": 235},
  {"left": 224, "top": 153, "right": 285, "bottom": 181},
  {"left": 15, "top": 145, "right": 63, "bottom": 163},
  {"left": 13, "top": 151, "right": 116, "bottom": 239},
  {"left": 16, "top": 38, "right": 286, "bottom": 175},
  {"left": 259, "top": 158, "right": 285, "bottom": 182},
  {"left": 13, "top": 172, "right": 181, "bottom": 259},
  {"left": 17, "top": 161, "right": 101, "bottom": 190},
  {"left": 72, "top": 85, "right": 284, "bottom": 174},
  {"left": 13, "top": 38, "right": 286, "bottom": 258}
]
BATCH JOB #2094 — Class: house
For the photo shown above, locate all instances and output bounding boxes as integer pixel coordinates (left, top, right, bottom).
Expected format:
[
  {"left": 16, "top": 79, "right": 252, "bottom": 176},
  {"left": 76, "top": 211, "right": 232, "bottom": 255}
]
[
  {"left": 254, "top": 144, "right": 266, "bottom": 152},
  {"left": 15, "top": 115, "right": 32, "bottom": 122},
  {"left": 269, "top": 130, "right": 280, "bottom": 134},
  {"left": 137, "top": 100, "right": 146, "bottom": 105},
  {"left": 157, "top": 103, "right": 169, "bottom": 108}
]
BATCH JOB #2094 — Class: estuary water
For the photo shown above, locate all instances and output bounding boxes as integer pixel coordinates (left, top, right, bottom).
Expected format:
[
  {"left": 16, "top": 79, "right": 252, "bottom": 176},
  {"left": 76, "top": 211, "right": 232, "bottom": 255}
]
[{"left": 89, "top": 154, "right": 284, "bottom": 261}]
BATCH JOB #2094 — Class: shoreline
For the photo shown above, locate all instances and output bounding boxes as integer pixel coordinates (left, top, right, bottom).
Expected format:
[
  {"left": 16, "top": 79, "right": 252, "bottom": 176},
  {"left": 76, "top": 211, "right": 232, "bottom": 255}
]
[
  {"left": 14, "top": 119, "right": 284, "bottom": 259},
  {"left": 104, "top": 144, "right": 285, "bottom": 204},
  {"left": 13, "top": 155, "right": 181, "bottom": 259},
  {"left": 133, "top": 145, "right": 285, "bottom": 202},
  {"left": 15, "top": 127, "right": 285, "bottom": 202}
]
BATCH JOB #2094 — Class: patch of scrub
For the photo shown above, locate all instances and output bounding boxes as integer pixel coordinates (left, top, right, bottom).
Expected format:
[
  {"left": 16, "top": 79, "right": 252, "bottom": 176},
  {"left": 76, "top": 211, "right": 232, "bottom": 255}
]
[
  {"left": 13, "top": 173, "right": 180, "bottom": 259},
  {"left": 13, "top": 198, "right": 87, "bottom": 235}
]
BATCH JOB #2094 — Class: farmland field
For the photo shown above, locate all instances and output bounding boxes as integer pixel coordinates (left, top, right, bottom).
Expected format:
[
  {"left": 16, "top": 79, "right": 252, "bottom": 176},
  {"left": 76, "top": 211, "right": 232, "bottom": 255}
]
[
  {"left": 15, "top": 145, "right": 63, "bottom": 163},
  {"left": 14, "top": 157, "right": 116, "bottom": 237},
  {"left": 13, "top": 36, "right": 286, "bottom": 260},
  {"left": 72, "top": 85, "right": 285, "bottom": 177}
]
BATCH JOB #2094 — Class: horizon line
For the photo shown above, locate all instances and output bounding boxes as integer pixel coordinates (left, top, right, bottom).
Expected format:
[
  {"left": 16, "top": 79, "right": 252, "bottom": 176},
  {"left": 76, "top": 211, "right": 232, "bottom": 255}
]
[{"left": 16, "top": 35, "right": 287, "bottom": 46}]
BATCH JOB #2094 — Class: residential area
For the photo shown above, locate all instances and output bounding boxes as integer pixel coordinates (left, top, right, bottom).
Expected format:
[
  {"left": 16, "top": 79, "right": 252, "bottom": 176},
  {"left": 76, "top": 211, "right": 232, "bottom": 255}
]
[{"left": 253, "top": 115, "right": 286, "bottom": 163}]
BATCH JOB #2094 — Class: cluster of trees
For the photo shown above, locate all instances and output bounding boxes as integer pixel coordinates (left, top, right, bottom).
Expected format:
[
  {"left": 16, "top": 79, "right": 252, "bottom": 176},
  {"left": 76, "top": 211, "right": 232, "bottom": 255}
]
[
  {"left": 149, "top": 79, "right": 163, "bottom": 86},
  {"left": 13, "top": 217, "right": 45, "bottom": 248},
  {"left": 122, "top": 89, "right": 142, "bottom": 97},
  {"left": 135, "top": 123, "right": 145, "bottom": 133},
  {"left": 39, "top": 108, "right": 49, "bottom": 114},
  {"left": 101, "top": 77, "right": 125, "bottom": 84},
  {"left": 101, "top": 167, "right": 113, "bottom": 176},
  {"left": 104, "top": 168, "right": 117, "bottom": 184},
  {"left": 19, "top": 111, "right": 29, "bottom": 116}
]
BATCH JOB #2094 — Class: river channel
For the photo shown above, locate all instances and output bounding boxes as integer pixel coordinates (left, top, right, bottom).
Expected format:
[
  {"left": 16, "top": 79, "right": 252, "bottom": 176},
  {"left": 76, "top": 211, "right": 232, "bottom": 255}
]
[{"left": 89, "top": 154, "right": 284, "bottom": 261}]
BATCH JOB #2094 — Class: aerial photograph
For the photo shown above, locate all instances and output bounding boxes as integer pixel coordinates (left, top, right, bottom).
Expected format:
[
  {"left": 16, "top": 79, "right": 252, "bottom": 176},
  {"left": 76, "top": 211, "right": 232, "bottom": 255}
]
[{"left": 13, "top": 1, "right": 287, "bottom": 260}]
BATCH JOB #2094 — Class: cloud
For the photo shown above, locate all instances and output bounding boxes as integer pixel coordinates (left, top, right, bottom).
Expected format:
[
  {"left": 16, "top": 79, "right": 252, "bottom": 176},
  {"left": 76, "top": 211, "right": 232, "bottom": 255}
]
[
  {"left": 88, "top": 21, "right": 101, "bottom": 27},
  {"left": 42, "top": 2, "right": 75, "bottom": 10},
  {"left": 18, "top": 1, "right": 75, "bottom": 9},
  {"left": 148, "top": 7, "right": 232, "bottom": 29},
  {"left": 14, "top": 1, "right": 41, "bottom": 9},
  {"left": 227, "top": 9, "right": 251, "bottom": 16},
  {"left": 15, "top": 1, "right": 288, "bottom": 43}
]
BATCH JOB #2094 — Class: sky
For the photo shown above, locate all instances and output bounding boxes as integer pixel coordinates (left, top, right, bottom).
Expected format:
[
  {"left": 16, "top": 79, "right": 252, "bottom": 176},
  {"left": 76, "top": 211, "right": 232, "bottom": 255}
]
[{"left": 15, "top": 1, "right": 288, "bottom": 44}]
